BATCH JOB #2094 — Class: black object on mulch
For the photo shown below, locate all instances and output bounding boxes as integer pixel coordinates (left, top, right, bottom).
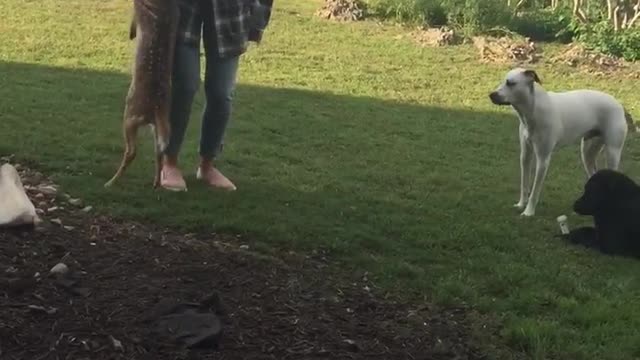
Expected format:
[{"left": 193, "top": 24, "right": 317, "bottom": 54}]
[
  {"left": 0, "top": 167, "right": 488, "bottom": 360},
  {"left": 147, "top": 299, "right": 223, "bottom": 349}
]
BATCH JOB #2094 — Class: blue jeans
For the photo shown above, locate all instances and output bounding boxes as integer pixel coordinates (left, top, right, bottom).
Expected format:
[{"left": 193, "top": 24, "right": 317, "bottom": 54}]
[{"left": 165, "top": 39, "right": 240, "bottom": 160}]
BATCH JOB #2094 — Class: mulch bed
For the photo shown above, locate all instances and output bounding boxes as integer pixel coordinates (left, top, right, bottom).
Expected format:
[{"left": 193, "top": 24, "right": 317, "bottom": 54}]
[{"left": 0, "top": 163, "right": 487, "bottom": 360}]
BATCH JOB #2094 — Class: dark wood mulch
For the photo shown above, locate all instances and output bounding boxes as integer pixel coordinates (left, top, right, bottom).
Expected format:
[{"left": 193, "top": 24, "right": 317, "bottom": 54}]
[{"left": 0, "top": 163, "right": 488, "bottom": 360}]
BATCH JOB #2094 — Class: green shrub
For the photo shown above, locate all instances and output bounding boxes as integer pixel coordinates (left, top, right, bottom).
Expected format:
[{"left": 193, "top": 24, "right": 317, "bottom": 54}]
[
  {"left": 441, "top": 0, "right": 512, "bottom": 33},
  {"left": 365, "top": 0, "right": 513, "bottom": 34},
  {"left": 421, "top": 0, "right": 448, "bottom": 27},
  {"left": 362, "top": 0, "right": 640, "bottom": 61},
  {"left": 509, "top": 9, "right": 574, "bottom": 42},
  {"left": 572, "top": 21, "right": 640, "bottom": 61},
  {"left": 364, "top": 0, "right": 447, "bottom": 26}
]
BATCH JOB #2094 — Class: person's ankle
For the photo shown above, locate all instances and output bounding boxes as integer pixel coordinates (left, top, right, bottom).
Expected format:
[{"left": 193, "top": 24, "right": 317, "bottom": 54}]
[
  {"left": 196, "top": 165, "right": 236, "bottom": 190},
  {"left": 163, "top": 155, "right": 179, "bottom": 168},
  {"left": 199, "top": 157, "right": 214, "bottom": 171}
]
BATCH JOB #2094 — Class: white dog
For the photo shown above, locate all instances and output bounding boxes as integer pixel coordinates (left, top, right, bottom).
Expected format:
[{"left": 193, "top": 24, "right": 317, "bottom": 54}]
[{"left": 489, "top": 68, "right": 636, "bottom": 217}]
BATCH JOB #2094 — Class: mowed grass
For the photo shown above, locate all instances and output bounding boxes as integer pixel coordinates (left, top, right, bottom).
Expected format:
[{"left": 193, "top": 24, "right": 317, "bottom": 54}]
[{"left": 2, "top": 0, "right": 640, "bottom": 359}]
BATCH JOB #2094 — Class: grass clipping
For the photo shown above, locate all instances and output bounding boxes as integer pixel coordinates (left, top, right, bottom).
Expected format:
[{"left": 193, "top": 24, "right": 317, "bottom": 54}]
[
  {"left": 549, "top": 43, "right": 638, "bottom": 76},
  {"left": 316, "top": 0, "right": 366, "bottom": 21},
  {"left": 472, "top": 35, "right": 541, "bottom": 64},
  {"left": 411, "top": 27, "right": 460, "bottom": 47}
]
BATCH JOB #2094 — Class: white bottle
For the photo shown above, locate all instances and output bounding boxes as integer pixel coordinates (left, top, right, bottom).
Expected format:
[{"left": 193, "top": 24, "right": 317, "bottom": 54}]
[{"left": 557, "top": 215, "right": 569, "bottom": 235}]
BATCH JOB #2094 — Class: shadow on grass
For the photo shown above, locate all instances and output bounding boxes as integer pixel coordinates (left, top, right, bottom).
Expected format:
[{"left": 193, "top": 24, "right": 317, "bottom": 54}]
[
  {"left": 0, "top": 59, "right": 536, "bottom": 289},
  {"left": 3, "top": 60, "right": 640, "bottom": 360},
  {"left": 0, "top": 59, "right": 531, "bottom": 251}
]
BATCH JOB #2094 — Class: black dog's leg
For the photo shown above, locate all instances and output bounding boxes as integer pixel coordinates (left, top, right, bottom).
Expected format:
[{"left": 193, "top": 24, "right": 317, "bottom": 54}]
[
  {"left": 595, "top": 224, "right": 628, "bottom": 256},
  {"left": 563, "top": 226, "right": 599, "bottom": 249},
  {"left": 564, "top": 225, "right": 631, "bottom": 257}
]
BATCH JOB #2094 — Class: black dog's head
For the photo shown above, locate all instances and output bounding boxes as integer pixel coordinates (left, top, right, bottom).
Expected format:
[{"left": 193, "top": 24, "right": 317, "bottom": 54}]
[{"left": 573, "top": 169, "right": 639, "bottom": 216}]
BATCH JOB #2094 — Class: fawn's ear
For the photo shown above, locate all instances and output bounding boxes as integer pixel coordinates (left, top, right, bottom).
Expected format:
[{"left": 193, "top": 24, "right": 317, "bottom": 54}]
[{"left": 523, "top": 69, "right": 541, "bottom": 84}]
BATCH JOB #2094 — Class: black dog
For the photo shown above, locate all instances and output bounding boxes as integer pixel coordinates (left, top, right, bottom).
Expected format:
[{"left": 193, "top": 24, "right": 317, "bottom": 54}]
[{"left": 564, "top": 169, "right": 640, "bottom": 258}]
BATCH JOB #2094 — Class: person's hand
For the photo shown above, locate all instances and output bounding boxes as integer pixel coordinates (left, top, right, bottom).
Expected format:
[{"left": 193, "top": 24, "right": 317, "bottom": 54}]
[
  {"left": 248, "top": 29, "right": 263, "bottom": 43},
  {"left": 248, "top": 0, "right": 271, "bottom": 44}
]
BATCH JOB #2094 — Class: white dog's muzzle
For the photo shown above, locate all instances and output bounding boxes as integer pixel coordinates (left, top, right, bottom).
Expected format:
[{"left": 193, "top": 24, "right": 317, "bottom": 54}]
[{"left": 489, "top": 91, "right": 510, "bottom": 106}]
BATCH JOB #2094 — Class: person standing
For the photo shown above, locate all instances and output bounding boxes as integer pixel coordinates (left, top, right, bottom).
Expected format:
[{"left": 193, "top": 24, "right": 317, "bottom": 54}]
[{"left": 161, "top": 0, "right": 273, "bottom": 191}]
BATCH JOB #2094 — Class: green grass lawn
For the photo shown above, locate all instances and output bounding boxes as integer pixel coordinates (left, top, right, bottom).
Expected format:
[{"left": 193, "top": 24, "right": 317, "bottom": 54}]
[{"left": 2, "top": 0, "right": 640, "bottom": 359}]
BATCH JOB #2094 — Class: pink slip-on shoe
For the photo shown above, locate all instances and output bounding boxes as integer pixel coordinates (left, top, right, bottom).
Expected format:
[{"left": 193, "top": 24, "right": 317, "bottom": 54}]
[
  {"left": 196, "top": 166, "right": 236, "bottom": 191},
  {"left": 161, "top": 166, "right": 187, "bottom": 192}
]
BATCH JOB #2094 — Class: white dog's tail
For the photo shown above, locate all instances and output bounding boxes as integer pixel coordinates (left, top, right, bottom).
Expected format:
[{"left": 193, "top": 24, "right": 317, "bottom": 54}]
[{"left": 625, "top": 109, "right": 638, "bottom": 133}]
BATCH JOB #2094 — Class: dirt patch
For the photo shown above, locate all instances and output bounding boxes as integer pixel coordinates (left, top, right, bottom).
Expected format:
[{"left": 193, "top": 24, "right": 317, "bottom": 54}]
[
  {"left": 472, "top": 36, "right": 541, "bottom": 65},
  {"left": 549, "top": 43, "right": 640, "bottom": 78},
  {"left": 411, "top": 27, "right": 460, "bottom": 47},
  {"left": 0, "top": 161, "right": 488, "bottom": 359},
  {"left": 316, "top": 0, "right": 366, "bottom": 22}
]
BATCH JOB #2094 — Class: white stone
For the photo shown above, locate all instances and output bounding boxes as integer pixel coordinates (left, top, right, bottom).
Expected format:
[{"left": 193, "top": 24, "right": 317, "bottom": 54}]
[
  {"left": 0, "top": 164, "right": 40, "bottom": 227},
  {"left": 557, "top": 214, "right": 570, "bottom": 235},
  {"left": 68, "top": 198, "right": 82, "bottom": 206},
  {"left": 37, "top": 185, "right": 58, "bottom": 195},
  {"left": 50, "top": 263, "right": 69, "bottom": 275},
  {"left": 110, "top": 336, "right": 124, "bottom": 352}
]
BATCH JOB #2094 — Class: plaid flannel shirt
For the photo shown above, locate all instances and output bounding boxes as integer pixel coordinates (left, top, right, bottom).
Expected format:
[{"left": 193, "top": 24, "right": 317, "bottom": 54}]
[{"left": 177, "top": 0, "right": 273, "bottom": 58}]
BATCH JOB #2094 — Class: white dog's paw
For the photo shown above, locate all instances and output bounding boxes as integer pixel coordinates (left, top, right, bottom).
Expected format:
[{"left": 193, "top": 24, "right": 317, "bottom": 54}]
[
  {"left": 520, "top": 208, "right": 535, "bottom": 217},
  {"left": 513, "top": 201, "right": 526, "bottom": 210}
]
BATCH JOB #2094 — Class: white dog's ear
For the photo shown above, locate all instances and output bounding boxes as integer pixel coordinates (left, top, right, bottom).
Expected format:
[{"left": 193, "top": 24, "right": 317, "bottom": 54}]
[{"left": 523, "top": 69, "right": 542, "bottom": 84}]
